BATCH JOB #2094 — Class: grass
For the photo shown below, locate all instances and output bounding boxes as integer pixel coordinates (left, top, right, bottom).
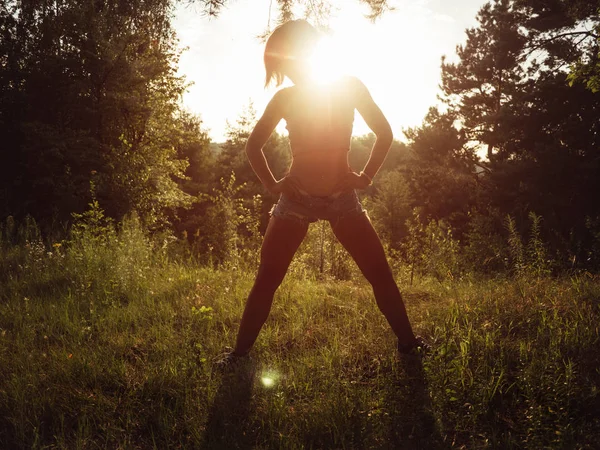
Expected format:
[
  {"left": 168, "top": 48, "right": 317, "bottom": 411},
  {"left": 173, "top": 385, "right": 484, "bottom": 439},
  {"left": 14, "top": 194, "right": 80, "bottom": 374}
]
[{"left": 1, "top": 228, "right": 600, "bottom": 449}]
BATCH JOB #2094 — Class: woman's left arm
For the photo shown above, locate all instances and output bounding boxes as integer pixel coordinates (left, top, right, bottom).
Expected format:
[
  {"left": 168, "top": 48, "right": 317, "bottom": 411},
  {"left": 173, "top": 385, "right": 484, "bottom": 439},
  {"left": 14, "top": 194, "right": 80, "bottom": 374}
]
[
  {"left": 245, "top": 90, "right": 286, "bottom": 194},
  {"left": 337, "top": 77, "right": 393, "bottom": 191},
  {"left": 353, "top": 77, "right": 393, "bottom": 183}
]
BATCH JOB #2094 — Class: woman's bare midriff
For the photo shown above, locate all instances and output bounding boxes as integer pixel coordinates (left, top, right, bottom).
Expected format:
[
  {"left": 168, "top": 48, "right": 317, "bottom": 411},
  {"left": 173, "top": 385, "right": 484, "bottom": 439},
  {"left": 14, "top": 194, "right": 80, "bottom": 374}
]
[{"left": 287, "top": 149, "right": 351, "bottom": 196}]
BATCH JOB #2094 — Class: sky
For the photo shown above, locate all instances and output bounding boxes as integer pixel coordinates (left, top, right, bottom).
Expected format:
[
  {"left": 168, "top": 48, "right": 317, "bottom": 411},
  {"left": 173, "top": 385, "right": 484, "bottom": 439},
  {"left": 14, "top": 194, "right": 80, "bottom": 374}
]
[{"left": 173, "top": 0, "right": 489, "bottom": 142}]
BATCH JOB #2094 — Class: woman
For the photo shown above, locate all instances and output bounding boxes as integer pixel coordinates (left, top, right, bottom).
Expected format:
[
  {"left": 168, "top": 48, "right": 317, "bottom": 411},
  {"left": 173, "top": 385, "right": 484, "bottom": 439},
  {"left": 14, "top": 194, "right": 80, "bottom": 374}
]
[{"left": 220, "top": 19, "right": 427, "bottom": 364}]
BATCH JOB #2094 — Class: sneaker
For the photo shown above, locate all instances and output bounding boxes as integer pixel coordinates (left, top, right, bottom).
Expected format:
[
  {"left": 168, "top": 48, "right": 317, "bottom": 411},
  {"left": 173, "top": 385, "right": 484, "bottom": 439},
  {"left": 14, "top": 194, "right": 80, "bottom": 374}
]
[{"left": 397, "top": 336, "right": 430, "bottom": 355}]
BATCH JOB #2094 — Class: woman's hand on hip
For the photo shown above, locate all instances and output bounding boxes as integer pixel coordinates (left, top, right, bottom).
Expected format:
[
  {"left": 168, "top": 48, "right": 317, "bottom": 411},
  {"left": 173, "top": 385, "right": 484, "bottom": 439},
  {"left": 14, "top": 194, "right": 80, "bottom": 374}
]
[
  {"left": 337, "top": 171, "right": 371, "bottom": 191},
  {"left": 266, "top": 176, "right": 301, "bottom": 198}
]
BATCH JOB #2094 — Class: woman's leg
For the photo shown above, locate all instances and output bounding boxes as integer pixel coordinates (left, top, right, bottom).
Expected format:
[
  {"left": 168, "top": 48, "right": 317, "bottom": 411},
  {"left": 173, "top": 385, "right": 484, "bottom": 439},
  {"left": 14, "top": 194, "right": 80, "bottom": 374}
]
[
  {"left": 234, "top": 216, "right": 309, "bottom": 355},
  {"left": 330, "top": 212, "right": 417, "bottom": 346}
]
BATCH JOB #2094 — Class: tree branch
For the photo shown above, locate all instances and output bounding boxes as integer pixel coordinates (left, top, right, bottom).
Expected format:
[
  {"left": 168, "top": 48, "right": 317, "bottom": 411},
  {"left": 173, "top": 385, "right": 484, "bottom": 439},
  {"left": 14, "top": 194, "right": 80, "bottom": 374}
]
[{"left": 521, "top": 30, "right": 598, "bottom": 62}]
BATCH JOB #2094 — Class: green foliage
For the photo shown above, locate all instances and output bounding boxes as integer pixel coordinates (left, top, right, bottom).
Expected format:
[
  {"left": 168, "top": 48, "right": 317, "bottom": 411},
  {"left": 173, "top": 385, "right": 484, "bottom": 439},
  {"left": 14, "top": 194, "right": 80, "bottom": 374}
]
[
  {"left": 174, "top": 111, "right": 215, "bottom": 196},
  {"left": 289, "top": 221, "right": 358, "bottom": 281},
  {"left": 191, "top": 305, "right": 214, "bottom": 322},
  {"left": 397, "top": 208, "right": 555, "bottom": 281},
  {"left": 433, "top": 0, "right": 600, "bottom": 269},
  {"left": 70, "top": 188, "right": 116, "bottom": 248},
  {"left": 462, "top": 208, "right": 507, "bottom": 275},
  {"left": 403, "top": 209, "right": 428, "bottom": 285},
  {"left": 506, "top": 214, "right": 526, "bottom": 276},
  {"left": 0, "top": 0, "right": 198, "bottom": 228},
  {"left": 403, "top": 108, "right": 475, "bottom": 239},
  {"left": 67, "top": 202, "right": 161, "bottom": 305},
  {"left": 568, "top": 25, "right": 600, "bottom": 93},
  {"left": 402, "top": 209, "right": 462, "bottom": 285},
  {"left": 369, "top": 170, "right": 412, "bottom": 249},
  {"left": 193, "top": 172, "right": 261, "bottom": 269},
  {"left": 3, "top": 0, "right": 600, "bottom": 272},
  {"left": 217, "top": 102, "right": 258, "bottom": 186},
  {"left": 505, "top": 212, "right": 552, "bottom": 278},
  {"left": 0, "top": 215, "right": 42, "bottom": 247},
  {"left": 526, "top": 211, "right": 551, "bottom": 277}
]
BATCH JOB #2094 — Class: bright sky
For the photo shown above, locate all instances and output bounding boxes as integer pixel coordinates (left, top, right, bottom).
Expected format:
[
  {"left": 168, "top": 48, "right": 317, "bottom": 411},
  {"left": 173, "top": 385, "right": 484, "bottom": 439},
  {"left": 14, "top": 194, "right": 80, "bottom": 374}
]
[{"left": 173, "top": 0, "right": 488, "bottom": 142}]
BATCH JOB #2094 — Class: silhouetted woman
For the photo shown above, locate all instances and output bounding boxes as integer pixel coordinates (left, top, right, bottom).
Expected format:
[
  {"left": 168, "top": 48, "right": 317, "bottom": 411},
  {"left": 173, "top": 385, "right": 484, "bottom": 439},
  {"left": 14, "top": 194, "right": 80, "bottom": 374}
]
[{"left": 221, "top": 19, "right": 427, "bottom": 364}]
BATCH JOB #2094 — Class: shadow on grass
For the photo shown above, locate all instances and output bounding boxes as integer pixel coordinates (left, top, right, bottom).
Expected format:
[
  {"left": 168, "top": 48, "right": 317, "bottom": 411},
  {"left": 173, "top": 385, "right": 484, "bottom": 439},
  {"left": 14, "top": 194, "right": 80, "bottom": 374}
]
[
  {"left": 203, "top": 360, "right": 257, "bottom": 450},
  {"left": 385, "top": 355, "right": 445, "bottom": 449}
]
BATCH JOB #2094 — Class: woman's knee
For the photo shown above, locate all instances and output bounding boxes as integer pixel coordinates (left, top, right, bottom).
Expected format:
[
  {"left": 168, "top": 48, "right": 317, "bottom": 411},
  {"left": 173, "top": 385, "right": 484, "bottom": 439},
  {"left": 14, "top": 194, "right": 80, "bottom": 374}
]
[
  {"left": 253, "top": 262, "right": 287, "bottom": 293},
  {"left": 363, "top": 263, "right": 396, "bottom": 288}
]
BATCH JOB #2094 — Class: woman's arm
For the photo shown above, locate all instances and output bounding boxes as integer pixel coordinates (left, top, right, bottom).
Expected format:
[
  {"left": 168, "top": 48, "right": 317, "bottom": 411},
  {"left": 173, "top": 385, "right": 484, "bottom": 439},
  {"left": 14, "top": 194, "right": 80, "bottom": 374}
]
[
  {"left": 352, "top": 77, "right": 393, "bottom": 185},
  {"left": 245, "top": 90, "right": 287, "bottom": 193}
]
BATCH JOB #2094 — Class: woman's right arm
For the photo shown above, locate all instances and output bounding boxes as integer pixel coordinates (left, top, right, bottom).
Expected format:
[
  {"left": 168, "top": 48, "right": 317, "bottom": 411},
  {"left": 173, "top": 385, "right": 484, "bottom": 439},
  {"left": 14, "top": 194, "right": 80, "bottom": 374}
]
[{"left": 245, "top": 90, "right": 287, "bottom": 194}]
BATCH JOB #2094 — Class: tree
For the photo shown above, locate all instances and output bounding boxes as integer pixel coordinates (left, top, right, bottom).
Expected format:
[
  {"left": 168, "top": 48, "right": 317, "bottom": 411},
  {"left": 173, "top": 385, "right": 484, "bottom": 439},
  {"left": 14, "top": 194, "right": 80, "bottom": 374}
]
[
  {"left": 440, "top": 0, "right": 528, "bottom": 163},
  {"left": 0, "top": 0, "right": 195, "bottom": 229},
  {"left": 514, "top": 0, "right": 600, "bottom": 92},
  {"left": 438, "top": 0, "right": 600, "bottom": 267},
  {"left": 402, "top": 108, "right": 476, "bottom": 237},
  {"left": 513, "top": 1, "right": 600, "bottom": 92},
  {"left": 173, "top": 111, "right": 214, "bottom": 198}
]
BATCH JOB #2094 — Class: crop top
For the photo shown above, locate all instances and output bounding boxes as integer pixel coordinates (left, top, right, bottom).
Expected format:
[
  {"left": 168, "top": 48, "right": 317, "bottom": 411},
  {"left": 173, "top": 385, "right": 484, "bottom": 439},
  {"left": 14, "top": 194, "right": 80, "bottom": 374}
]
[{"left": 283, "top": 77, "right": 356, "bottom": 157}]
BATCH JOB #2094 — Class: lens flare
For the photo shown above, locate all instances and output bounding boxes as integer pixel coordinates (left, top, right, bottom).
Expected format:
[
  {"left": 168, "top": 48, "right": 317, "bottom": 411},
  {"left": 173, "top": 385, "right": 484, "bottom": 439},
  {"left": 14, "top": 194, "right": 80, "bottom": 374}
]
[
  {"left": 261, "top": 376, "right": 275, "bottom": 387},
  {"left": 260, "top": 370, "right": 280, "bottom": 388}
]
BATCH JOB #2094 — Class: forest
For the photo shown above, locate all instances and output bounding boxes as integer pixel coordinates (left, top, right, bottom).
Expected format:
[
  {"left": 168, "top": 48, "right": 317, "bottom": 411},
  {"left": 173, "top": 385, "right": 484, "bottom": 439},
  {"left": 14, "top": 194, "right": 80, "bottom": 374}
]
[{"left": 1, "top": 0, "right": 600, "bottom": 448}]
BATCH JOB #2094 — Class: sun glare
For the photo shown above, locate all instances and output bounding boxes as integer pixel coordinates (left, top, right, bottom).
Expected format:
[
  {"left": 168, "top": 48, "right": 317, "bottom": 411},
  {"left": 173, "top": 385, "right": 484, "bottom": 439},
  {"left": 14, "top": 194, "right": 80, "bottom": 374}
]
[
  {"left": 175, "top": 0, "right": 450, "bottom": 141},
  {"left": 303, "top": 6, "right": 444, "bottom": 137},
  {"left": 310, "top": 36, "right": 348, "bottom": 83}
]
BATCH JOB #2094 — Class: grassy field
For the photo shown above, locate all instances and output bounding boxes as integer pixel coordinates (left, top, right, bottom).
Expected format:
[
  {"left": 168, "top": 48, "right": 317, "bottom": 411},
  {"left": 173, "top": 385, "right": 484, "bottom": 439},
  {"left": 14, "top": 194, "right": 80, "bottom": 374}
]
[{"left": 1, "top": 230, "right": 600, "bottom": 449}]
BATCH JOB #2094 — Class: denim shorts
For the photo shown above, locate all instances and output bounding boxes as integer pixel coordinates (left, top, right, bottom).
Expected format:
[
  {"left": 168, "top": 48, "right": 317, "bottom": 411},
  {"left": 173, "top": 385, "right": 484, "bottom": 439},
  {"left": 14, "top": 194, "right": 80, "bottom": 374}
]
[{"left": 270, "top": 189, "right": 366, "bottom": 226}]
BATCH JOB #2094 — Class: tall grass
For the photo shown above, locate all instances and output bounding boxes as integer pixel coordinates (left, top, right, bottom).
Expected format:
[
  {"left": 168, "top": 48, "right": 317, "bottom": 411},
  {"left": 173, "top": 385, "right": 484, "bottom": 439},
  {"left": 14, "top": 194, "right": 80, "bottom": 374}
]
[{"left": 1, "top": 215, "right": 599, "bottom": 449}]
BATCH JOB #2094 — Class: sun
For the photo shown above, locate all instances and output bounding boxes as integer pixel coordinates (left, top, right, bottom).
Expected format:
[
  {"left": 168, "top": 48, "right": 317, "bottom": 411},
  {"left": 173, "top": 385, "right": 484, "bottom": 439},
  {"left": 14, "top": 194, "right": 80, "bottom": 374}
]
[
  {"left": 309, "top": 35, "right": 351, "bottom": 84},
  {"left": 307, "top": 18, "right": 376, "bottom": 85},
  {"left": 307, "top": 6, "right": 378, "bottom": 85}
]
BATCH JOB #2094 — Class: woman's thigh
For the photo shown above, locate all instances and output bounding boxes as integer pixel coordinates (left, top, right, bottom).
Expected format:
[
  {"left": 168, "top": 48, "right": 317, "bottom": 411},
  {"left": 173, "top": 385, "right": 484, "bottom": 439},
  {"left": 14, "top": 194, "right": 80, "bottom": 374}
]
[
  {"left": 329, "top": 212, "right": 393, "bottom": 284},
  {"left": 257, "top": 215, "right": 309, "bottom": 284}
]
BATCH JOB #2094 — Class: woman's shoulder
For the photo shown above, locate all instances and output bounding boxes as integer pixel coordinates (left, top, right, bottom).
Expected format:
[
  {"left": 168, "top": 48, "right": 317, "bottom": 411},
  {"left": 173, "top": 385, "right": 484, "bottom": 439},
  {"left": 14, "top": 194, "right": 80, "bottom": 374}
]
[
  {"left": 269, "top": 77, "right": 368, "bottom": 109},
  {"left": 263, "top": 87, "right": 295, "bottom": 117},
  {"left": 273, "top": 85, "right": 295, "bottom": 98},
  {"left": 338, "top": 75, "right": 369, "bottom": 93},
  {"left": 269, "top": 86, "right": 296, "bottom": 108}
]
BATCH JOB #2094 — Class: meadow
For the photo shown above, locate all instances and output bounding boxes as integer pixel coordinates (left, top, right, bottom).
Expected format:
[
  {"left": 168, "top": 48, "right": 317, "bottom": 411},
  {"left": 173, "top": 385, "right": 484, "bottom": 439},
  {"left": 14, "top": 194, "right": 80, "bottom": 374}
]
[{"left": 1, "top": 215, "right": 599, "bottom": 449}]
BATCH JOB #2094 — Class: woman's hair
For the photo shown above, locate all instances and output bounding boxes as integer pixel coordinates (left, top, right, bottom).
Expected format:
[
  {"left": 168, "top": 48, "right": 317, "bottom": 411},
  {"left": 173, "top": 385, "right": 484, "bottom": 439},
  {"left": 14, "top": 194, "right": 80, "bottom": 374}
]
[{"left": 264, "top": 19, "right": 321, "bottom": 88}]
